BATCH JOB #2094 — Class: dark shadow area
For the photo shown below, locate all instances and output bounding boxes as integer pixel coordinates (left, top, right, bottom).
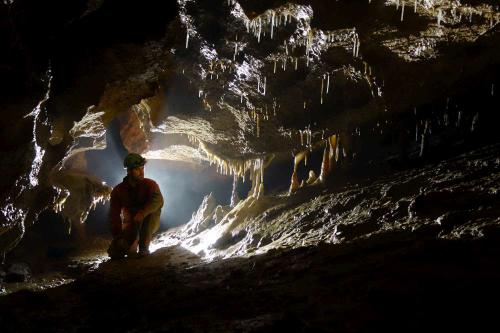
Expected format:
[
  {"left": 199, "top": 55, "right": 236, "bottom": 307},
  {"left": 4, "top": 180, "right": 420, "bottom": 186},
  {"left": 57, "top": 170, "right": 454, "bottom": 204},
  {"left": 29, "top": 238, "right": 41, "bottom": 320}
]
[{"left": 1, "top": 236, "right": 499, "bottom": 332}]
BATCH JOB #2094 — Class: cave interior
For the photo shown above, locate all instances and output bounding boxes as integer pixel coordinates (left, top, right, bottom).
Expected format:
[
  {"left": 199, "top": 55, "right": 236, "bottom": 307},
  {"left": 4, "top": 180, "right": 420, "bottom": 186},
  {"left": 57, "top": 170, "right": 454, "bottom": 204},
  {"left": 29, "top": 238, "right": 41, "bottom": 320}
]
[{"left": 0, "top": 0, "right": 500, "bottom": 331}]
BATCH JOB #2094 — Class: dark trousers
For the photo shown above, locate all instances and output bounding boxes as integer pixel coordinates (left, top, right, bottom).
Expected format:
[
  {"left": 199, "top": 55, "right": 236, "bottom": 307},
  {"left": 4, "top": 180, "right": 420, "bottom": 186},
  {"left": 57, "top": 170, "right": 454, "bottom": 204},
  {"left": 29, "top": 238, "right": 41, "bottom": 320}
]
[{"left": 108, "top": 209, "right": 161, "bottom": 259}]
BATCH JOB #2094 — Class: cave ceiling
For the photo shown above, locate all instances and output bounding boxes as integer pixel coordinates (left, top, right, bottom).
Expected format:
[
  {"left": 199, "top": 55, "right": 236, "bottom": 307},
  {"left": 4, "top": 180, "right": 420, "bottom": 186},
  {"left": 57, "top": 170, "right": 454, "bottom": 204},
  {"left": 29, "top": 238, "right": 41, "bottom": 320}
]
[{"left": 0, "top": 0, "right": 498, "bottom": 253}]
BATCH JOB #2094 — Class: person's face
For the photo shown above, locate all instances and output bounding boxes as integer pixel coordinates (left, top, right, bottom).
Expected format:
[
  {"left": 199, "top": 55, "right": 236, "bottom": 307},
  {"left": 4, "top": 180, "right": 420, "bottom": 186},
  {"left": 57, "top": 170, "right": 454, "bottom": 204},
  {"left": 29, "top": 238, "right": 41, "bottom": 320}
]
[{"left": 129, "top": 165, "right": 145, "bottom": 181}]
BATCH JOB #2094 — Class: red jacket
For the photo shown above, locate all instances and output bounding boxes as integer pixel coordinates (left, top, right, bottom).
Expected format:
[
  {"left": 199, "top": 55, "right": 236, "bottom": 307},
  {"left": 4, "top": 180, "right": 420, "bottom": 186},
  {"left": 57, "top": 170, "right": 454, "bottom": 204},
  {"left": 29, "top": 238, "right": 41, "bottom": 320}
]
[{"left": 109, "top": 176, "right": 164, "bottom": 236}]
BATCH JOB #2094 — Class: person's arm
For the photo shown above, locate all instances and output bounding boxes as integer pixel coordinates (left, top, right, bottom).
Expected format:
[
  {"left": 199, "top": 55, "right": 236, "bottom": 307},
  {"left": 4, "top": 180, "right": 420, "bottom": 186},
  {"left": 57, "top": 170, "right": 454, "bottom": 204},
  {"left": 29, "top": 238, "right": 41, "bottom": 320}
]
[
  {"left": 109, "top": 188, "right": 123, "bottom": 237},
  {"left": 141, "top": 181, "right": 164, "bottom": 216}
]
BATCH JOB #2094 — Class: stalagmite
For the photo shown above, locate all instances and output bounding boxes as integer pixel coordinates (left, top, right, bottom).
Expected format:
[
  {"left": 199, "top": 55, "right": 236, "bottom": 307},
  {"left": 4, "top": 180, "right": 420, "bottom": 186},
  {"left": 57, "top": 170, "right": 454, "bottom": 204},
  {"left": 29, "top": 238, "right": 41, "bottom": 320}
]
[
  {"left": 289, "top": 151, "right": 308, "bottom": 195},
  {"left": 306, "top": 170, "right": 317, "bottom": 185},
  {"left": 257, "top": 183, "right": 264, "bottom": 199},
  {"left": 233, "top": 42, "right": 238, "bottom": 61},
  {"left": 289, "top": 169, "right": 299, "bottom": 194},
  {"left": 328, "top": 135, "right": 338, "bottom": 172},
  {"left": 317, "top": 139, "right": 331, "bottom": 183},
  {"left": 230, "top": 174, "right": 239, "bottom": 207}
]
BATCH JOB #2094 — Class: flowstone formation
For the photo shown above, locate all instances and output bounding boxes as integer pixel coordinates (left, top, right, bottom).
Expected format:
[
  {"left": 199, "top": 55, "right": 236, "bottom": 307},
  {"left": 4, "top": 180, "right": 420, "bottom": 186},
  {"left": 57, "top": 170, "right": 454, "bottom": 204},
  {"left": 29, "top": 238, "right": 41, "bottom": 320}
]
[{"left": 0, "top": 0, "right": 498, "bottom": 255}]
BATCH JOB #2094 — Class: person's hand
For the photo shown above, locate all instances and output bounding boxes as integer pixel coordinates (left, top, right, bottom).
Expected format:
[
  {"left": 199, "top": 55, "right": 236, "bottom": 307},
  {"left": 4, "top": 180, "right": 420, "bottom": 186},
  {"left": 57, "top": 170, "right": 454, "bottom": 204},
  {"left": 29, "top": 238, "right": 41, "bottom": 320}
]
[{"left": 133, "top": 210, "right": 145, "bottom": 224}]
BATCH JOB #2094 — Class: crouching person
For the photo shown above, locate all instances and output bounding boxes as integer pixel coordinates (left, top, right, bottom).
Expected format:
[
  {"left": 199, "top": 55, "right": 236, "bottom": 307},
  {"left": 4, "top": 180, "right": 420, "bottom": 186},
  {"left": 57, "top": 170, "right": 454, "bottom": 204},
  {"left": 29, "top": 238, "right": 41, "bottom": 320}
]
[{"left": 107, "top": 153, "right": 164, "bottom": 259}]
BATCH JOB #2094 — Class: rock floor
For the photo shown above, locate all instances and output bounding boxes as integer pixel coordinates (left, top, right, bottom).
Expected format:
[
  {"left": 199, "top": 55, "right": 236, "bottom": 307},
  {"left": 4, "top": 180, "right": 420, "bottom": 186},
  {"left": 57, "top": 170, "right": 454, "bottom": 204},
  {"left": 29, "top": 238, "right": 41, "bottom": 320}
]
[{"left": 1, "top": 238, "right": 499, "bottom": 332}]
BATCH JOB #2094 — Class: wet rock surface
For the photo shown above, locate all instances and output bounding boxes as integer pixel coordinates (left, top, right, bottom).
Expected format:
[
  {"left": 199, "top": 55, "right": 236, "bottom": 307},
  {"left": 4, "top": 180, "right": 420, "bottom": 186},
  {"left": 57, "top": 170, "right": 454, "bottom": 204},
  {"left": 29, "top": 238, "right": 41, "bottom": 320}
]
[{"left": 1, "top": 144, "right": 500, "bottom": 332}]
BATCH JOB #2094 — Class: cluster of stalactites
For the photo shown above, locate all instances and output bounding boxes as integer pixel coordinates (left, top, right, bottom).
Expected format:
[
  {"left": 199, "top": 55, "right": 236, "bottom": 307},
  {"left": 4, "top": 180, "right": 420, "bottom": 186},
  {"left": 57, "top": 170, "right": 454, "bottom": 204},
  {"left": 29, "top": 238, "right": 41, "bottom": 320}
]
[
  {"left": 52, "top": 183, "right": 111, "bottom": 232},
  {"left": 245, "top": 6, "right": 296, "bottom": 43},
  {"left": 197, "top": 141, "right": 273, "bottom": 201},
  {"left": 50, "top": 168, "right": 112, "bottom": 232},
  {"left": 385, "top": 0, "right": 500, "bottom": 26},
  {"left": 289, "top": 134, "right": 341, "bottom": 195}
]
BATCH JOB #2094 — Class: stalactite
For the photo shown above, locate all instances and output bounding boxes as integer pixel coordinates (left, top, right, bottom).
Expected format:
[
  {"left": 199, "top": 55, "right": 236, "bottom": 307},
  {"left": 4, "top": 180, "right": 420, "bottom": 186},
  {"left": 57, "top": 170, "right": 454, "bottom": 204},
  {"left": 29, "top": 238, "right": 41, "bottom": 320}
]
[
  {"left": 258, "top": 17, "right": 262, "bottom": 43},
  {"left": 419, "top": 120, "right": 429, "bottom": 157},
  {"left": 401, "top": 1, "right": 405, "bottom": 22},
  {"left": 321, "top": 75, "right": 324, "bottom": 105}
]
